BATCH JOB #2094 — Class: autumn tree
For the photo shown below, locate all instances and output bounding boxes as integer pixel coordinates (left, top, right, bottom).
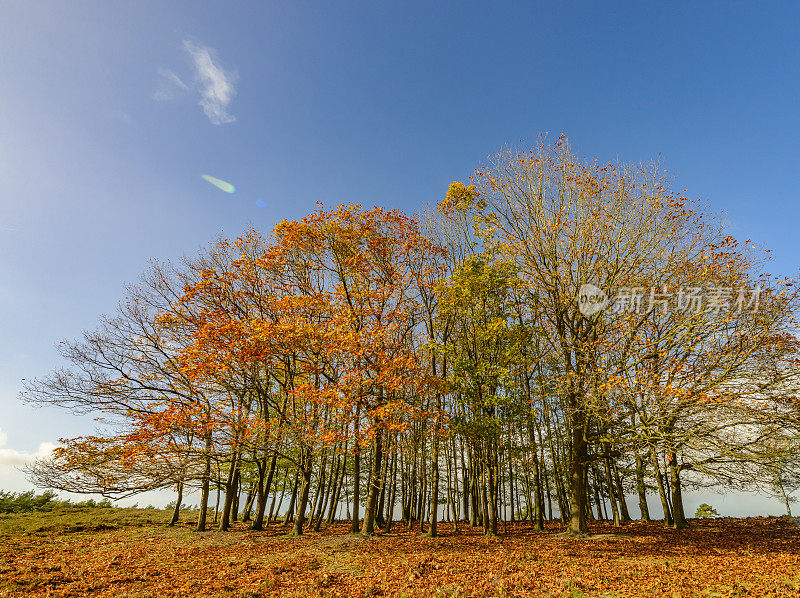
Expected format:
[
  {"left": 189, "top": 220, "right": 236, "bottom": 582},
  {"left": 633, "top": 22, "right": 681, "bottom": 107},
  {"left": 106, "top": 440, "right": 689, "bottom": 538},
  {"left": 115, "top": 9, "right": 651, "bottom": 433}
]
[{"left": 442, "top": 136, "right": 799, "bottom": 534}]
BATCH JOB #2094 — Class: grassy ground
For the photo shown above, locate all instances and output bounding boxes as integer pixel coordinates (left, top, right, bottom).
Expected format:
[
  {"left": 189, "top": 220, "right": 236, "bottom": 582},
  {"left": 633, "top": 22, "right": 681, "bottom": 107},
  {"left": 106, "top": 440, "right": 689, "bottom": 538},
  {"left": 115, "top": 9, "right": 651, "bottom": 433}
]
[{"left": 0, "top": 509, "right": 798, "bottom": 597}]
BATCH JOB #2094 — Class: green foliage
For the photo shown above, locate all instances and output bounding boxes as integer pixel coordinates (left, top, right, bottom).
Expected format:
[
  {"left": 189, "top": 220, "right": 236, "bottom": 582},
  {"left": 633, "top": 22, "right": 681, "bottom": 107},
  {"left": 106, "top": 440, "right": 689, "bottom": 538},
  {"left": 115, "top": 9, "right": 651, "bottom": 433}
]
[
  {"left": 694, "top": 503, "right": 719, "bottom": 519},
  {"left": 0, "top": 490, "right": 112, "bottom": 514},
  {"left": 438, "top": 256, "right": 528, "bottom": 441}
]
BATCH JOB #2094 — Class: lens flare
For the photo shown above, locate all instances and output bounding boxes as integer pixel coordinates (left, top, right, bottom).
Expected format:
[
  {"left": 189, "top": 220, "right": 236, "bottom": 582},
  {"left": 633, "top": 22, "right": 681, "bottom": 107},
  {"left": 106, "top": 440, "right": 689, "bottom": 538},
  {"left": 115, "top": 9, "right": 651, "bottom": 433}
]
[
  {"left": 201, "top": 174, "right": 235, "bottom": 194},
  {"left": 255, "top": 199, "right": 266, "bottom": 208}
]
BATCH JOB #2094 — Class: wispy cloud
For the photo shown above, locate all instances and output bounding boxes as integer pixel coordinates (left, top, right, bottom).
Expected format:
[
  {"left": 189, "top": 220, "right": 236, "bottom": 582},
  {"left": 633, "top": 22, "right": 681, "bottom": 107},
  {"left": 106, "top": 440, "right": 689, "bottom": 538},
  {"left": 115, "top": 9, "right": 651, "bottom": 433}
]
[
  {"left": 151, "top": 67, "right": 190, "bottom": 101},
  {"left": 152, "top": 40, "right": 238, "bottom": 125},
  {"left": 0, "top": 426, "right": 55, "bottom": 467},
  {"left": 183, "top": 40, "right": 238, "bottom": 125}
]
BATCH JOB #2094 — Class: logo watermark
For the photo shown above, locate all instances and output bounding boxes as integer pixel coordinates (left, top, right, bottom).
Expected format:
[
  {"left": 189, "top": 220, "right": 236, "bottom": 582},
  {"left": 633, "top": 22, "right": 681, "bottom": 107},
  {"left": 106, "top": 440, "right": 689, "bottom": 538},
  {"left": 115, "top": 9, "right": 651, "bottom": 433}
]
[
  {"left": 577, "top": 285, "right": 761, "bottom": 317},
  {"left": 577, "top": 284, "right": 609, "bottom": 316}
]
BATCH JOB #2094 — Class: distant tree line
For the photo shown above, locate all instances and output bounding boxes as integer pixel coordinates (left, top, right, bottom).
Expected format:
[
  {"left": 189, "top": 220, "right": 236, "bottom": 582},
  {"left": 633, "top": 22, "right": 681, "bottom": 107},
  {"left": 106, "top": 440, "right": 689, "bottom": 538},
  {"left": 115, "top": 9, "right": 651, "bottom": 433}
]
[{"left": 0, "top": 490, "right": 112, "bottom": 514}]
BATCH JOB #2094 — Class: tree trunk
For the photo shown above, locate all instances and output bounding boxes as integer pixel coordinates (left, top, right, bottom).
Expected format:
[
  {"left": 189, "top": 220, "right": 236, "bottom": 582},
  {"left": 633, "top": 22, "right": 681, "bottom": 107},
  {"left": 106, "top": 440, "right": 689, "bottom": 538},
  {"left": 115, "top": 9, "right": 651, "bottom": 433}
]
[
  {"left": 527, "top": 423, "right": 545, "bottom": 531},
  {"left": 252, "top": 451, "right": 278, "bottom": 530},
  {"left": 428, "top": 431, "right": 440, "bottom": 537},
  {"left": 351, "top": 423, "right": 361, "bottom": 533},
  {"left": 291, "top": 450, "right": 314, "bottom": 536},
  {"left": 668, "top": 451, "right": 687, "bottom": 530},
  {"left": 242, "top": 483, "right": 256, "bottom": 522},
  {"left": 650, "top": 446, "right": 673, "bottom": 526},
  {"left": 268, "top": 469, "right": 287, "bottom": 524},
  {"left": 485, "top": 449, "right": 500, "bottom": 536},
  {"left": 362, "top": 427, "right": 384, "bottom": 536},
  {"left": 635, "top": 453, "right": 651, "bottom": 521},
  {"left": 307, "top": 451, "right": 328, "bottom": 530},
  {"left": 612, "top": 458, "right": 631, "bottom": 522},
  {"left": 315, "top": 453, "right": 340, "bottom": 531},
  {"left": 327, "top": 452, "right": 347, "bottom": 525},
  {"left": 230, "top": 472, "right": 241, "bottom": 523},
  {"left": 282, "top": 469, "right": 300, "bottom": 527},
  {"left": 460, "top": 437, "right": 470, "bottom": 523},
  {"left": 778, "top": 480, "right": 793, "bottom": 518},
  {"left": 218, "top": 453, "right": 239, "bottom": 531},
  {"left": 603, "top": 447, "right": 620, "bottom": 526},
  {"left": 196, "top": 437, "right": 212, "bottom": 531},
  {"left": 169, "top": 479, "right": 184, "bottom": 526},
  {"left": 566, "top": 409, "right": 589, "bottom": 536},
  {"left": 376, "top": 444, "right": 389, "bottom": 528},
  {"left": 384, "top": 439, "right": 398, "bottom": 533}
]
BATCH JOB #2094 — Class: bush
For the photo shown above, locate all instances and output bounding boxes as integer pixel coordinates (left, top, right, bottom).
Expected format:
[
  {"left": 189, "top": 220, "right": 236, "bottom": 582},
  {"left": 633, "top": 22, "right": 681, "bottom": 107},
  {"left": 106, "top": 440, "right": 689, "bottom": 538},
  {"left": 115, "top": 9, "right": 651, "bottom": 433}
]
[
  {"left": 694, "top": 503, "right": 719, "bottom": 518},
  {"left": 0, "top": 491, "right": 113, "bottom": 513}
]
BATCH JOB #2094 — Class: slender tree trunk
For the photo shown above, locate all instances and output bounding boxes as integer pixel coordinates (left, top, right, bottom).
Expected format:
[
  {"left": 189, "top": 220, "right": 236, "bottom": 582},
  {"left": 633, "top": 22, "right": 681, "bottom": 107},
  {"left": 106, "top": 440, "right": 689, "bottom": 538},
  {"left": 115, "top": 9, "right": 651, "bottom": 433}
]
[
  {"left": 593, "top": 468, "right": 607, "bottom": 521},
  {"left": 650, "top": 446, "right": 673, "bottom": 526},
  {"left": 460, "top": 437, "right": 470, "bottom": 523},
  {"left": 635, "top": 453, "right": 651, "bottom": 522},
  {"left": 196, "top": 435, "right": 212, "bottom": 531},
  {"left": 327, "top": 452, "right": 347, "bottom": 525},
  {"left": 291, "top": 449, "right": 314, "bottom": 536},
  {"left": 268, "top": 469, "right": 287, "bottom": 524},
  {"left": 243, "top": 483, "right": 257, "bottom": 522},
  {"left": 218, "top": 452, "right": 239, "bottom": 531},
  {"left": 315, "top": 452, "right": 340, "bottom": 531},
  {"left": 428, "top": 430, "right": 440, "bottom": 537},
  {"left": 483, "top": 446, "right": 499, "bottom": 536},
  {"left": 169, "top": 479, "right": 184, "bottom": 526},
  {"left": 527, "top": 421, "right": 545, "bottom": 531},
  {"left": 480, "top": 462, "right": 490, "bottom": 534},
  {"left": 447, "top": 439, "right": 459, "bottom": 532},
  {"left": 230, "top": 470, "right": 241, "bottom": 523},
  {"left": 668, "top": 451, "right": 687, "bottom": 530},
  {"left": 603, "top": 446, "right": 621, "bottom": 527},
  {"left": 416, "top": 431, "right": 427, "bottom": 532},
  {"left": 282, "top": 469, "right": 300, "bottom": 527},
  {"left": 545, "top": 407, "right": 569, "bottom": 524},
  {"left": 376, "top": 444, "right": 389, "bottom": 528},
  {"left": 252, "top": 451, "right": 278, "bottom": 530},
  {"left": 535, "top": 421, "right": 553, "bottom": 522},
  {"left": 507, "top": 452, "right": 515, "bottom": 523},
  {"left": 362, "top": 427, "right": 384, "bottom": 536},
  {"left": 613, "top": 458, "right": 631, "bottom": 522},
  {"left": 470, "top": 454, "right": 480, "bottom": 527},
  {"left": 778, "top": 480, "right": 793, "bottom": 518},
  {"left": 351, "top": 413, "right": 361, "bottom": 533},
  {"left": 307, "top": 451, "right": 328, "bottom": 529},
  {"left": 384, "top": 437, "right": 398, "bottom": 533}
]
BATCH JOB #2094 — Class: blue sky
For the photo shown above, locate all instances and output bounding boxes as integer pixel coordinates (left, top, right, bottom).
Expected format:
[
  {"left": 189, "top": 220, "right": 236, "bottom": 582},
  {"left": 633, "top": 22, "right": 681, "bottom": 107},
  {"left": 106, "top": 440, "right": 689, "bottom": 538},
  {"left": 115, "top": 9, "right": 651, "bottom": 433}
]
[{"left": 1, "top": 1, "right": 798, "bottom": 513}]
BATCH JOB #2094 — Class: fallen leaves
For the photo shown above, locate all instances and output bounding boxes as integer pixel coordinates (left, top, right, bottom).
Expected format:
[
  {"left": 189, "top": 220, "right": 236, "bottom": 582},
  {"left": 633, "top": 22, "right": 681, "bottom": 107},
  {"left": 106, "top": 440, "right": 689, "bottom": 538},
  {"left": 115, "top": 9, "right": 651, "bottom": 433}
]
[{"left": 1, "top": 516, "right": 799, "bottom": 597}]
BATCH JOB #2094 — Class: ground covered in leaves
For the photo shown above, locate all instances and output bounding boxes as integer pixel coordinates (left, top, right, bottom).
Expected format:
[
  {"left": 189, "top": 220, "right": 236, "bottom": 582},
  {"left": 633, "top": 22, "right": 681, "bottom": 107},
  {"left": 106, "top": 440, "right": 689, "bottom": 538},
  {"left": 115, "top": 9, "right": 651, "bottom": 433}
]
[{"left": 1, "top": 509, "right": 798, "bottom": 597}]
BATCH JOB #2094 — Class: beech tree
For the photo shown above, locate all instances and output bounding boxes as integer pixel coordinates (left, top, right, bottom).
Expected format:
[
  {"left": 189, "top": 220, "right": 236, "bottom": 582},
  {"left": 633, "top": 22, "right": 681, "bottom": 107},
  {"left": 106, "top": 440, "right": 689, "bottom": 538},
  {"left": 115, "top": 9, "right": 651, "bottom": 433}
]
[{"left": 443, "top": 137, "right": 799, "bottom": 534}]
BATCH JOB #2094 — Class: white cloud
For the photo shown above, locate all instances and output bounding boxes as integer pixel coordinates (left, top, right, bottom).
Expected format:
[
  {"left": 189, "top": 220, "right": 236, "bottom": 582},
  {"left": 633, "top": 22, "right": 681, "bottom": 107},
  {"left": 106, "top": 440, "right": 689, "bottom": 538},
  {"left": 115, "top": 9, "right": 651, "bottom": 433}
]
[
  {"left": 151, "top": 41, "right": 238, "bottom": 125},
  {"left": 0, "top": 426, "right": 55, "bottom": 467},
  {"left": 182, "top": 40, "right": 238, "bottom": 125},
  {"left": 151, "top": 67, "right": 190, "bottom": 101}
]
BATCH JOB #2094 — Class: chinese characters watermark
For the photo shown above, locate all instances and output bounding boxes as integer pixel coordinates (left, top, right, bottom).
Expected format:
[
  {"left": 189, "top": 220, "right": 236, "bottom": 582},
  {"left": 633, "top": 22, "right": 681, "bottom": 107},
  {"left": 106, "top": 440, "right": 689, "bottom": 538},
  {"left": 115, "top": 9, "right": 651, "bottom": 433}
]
[{"left": 577, "top": 284, "right": 761, "bottom": 317}]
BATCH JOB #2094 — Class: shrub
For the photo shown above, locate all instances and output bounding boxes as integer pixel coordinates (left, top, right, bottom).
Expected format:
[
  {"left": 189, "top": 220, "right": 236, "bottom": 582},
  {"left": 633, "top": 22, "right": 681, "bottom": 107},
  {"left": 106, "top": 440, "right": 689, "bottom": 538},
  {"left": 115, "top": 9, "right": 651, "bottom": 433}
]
[{"left": 694, "top": 503, "right": 719, "bottom": 518}]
